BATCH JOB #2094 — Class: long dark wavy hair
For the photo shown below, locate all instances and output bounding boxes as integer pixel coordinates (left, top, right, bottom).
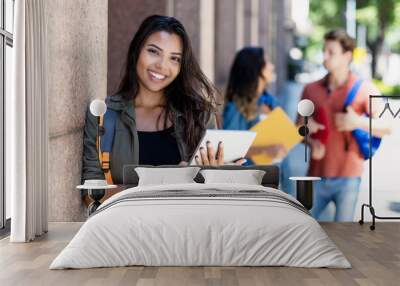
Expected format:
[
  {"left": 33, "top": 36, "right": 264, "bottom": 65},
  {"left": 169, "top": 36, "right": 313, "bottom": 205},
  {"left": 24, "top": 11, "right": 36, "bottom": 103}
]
[
  {"left": 116, "top": 15, "right": 217, "bottom": 154},
  {"left": 225, "top": 47, "right": 266, "bottom": 120}
]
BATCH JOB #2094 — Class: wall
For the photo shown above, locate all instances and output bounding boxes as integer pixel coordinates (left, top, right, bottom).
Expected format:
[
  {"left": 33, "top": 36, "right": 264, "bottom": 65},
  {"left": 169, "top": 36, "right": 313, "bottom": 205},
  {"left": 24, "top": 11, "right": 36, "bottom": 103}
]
[{"left": 46, "top": 0, "right": 108, "bottom": 221}]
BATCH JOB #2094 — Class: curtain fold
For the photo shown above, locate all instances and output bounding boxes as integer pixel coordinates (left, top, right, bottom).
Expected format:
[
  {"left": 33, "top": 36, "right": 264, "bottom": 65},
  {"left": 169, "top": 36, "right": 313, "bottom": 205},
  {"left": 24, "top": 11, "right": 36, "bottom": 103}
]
[{"left": 9, "top": 0, "right": 48, "bottom": 242}]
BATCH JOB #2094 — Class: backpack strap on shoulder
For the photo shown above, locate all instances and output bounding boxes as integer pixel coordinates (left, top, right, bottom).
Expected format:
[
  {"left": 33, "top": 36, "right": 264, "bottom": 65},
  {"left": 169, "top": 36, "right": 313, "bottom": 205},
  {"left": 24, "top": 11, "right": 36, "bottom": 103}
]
[
  {"left": 344, "top": 79, "right": 363, "bottom": 108},
  {"left": 98, "top": 109, "right": 118, "bottom": 184}
]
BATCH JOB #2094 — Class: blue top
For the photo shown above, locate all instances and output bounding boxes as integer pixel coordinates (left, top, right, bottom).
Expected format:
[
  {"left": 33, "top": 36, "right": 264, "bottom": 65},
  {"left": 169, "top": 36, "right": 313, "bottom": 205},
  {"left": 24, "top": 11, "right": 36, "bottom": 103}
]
[
  {"left": 258, "top": 91, "right": 280, "bottom": 110},
  {"left": 222, "top": 91, "right": 280, "bottom": 166},
  {"left": 223, "top": 91, "right": 280, "bottom": 131},
  {"left": 223, "top": 102, "right": 260, "bottom": 130}
]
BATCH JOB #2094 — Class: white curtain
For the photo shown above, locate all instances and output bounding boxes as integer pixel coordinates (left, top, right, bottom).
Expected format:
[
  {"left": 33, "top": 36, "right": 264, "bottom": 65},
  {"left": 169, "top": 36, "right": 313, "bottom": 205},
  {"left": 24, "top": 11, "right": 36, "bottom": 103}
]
[{"left": 8, "top": 0, "right": 48, "bottom": 242}]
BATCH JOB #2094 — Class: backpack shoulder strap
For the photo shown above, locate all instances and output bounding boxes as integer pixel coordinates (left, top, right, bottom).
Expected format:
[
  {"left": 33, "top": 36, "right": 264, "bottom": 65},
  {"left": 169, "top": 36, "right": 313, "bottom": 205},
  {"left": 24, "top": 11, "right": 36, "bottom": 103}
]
[
  {"left": 100, "top": 109, "right": 118, "bottom": 152},
  {"left": 344, "top": 79, "right": 363, "bottom": 107},
  {"left": 98, "top": 109, "right": 118, "bottom": 184}
]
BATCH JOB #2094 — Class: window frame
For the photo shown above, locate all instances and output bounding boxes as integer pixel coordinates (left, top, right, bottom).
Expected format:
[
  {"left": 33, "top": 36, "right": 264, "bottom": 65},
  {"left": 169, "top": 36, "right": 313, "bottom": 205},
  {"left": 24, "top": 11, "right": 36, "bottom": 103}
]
[{"left": 1, "top": 0, "right": 14, "bottom": 231}]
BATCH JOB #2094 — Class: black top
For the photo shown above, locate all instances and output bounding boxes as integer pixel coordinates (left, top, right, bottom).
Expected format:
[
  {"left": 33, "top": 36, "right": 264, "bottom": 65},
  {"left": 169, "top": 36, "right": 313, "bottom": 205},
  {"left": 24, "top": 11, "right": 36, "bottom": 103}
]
[{"left": 138, "top": 126, "right": 181, "bottom": 165}]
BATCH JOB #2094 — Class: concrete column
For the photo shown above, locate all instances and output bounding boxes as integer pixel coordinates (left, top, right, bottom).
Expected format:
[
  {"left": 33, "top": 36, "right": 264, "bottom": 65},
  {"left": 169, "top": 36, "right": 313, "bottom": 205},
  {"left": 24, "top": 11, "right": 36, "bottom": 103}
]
[
  {"left": 199, "top": 0, "right": 215, "bottom": 83},
  {"left": 258, "top": 0, "right": 279, "bottom": 95},
  {"left": 242, "top": 0, "right": 259, "bottom": 46},
  {"left": 172, "top": 0, "right": 200, "bottom": 59},
  {"left": 274, "top": 0, "right": 288, "bottom": 96},
  {"left": 259, "top": 0, "right": 272, "bottom": 56},
  {"left": 215, "top": 0, "right": 237, "bottom": 91},
  {"left": 46, "top": 0, "right": 108, "bottom": 221},
  {"left": 250, "top": 0, "right": 259, "bottom": 45},
  {"left": 166, "top": 0, "right": 174, "bottom": 16},
  {"left": 243, "top": 0, "right": 252, "bottom": 46},
  {"left": 236, "top": 0, "right": 244, "bottom": 49}
]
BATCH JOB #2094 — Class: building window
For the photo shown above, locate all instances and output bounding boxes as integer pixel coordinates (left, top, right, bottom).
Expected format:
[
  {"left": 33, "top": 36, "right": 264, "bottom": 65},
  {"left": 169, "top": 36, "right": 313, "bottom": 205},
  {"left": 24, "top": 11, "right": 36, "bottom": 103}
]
[{"left": 1, "top": 0, "right": 14, "bottom": 232}]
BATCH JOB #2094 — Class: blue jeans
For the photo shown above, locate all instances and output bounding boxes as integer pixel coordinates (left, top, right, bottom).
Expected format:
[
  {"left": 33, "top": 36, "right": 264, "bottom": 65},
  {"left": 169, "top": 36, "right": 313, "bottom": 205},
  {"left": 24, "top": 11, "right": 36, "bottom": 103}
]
[{"left": 311, "top": 177, "right": 361, "bottom": 222}]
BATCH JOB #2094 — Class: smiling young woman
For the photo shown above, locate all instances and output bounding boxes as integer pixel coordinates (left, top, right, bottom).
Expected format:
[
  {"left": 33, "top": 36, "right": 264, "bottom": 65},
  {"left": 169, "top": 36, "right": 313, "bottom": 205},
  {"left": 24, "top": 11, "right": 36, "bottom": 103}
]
[{"left": 81, "top": 15, "right": 239, "bottom": 190}]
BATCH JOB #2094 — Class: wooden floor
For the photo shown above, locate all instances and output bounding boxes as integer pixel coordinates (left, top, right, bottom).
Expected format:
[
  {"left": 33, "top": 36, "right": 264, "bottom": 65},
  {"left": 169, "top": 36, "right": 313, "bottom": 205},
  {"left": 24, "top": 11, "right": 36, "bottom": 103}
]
[{"left": 0, "top": 222, "right": 399, "bottom": 286}]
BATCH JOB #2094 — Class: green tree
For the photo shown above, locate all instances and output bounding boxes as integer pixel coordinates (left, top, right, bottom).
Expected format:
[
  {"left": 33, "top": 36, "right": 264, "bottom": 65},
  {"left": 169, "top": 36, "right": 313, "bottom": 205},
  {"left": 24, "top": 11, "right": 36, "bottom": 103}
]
[
  {"left": 306, "top": 0, "right": 346, "bottom": 61},
  {"left": 308, "top": 0, "right": 400, "bottom": 79},
  {"left": 357, "top": 0, "right": 398, "bottom": 78}
]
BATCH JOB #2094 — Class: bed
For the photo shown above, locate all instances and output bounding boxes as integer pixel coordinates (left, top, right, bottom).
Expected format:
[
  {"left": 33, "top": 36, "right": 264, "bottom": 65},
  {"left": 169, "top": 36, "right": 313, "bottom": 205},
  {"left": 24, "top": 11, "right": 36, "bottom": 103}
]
[{"left": 50, "top": 165, "right": 350, "bottom": 269}]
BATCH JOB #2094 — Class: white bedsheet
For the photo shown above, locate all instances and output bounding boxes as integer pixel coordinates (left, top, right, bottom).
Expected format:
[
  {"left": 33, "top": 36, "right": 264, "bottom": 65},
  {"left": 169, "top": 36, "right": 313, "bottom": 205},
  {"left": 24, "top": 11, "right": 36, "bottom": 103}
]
[{"left": 50, "top": 183, "right": 350, "bottom": 269}]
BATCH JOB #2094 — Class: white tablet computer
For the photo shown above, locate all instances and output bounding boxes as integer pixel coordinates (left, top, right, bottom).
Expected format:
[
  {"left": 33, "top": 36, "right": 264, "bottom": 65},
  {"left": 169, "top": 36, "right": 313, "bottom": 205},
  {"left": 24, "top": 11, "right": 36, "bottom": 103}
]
[{"left": 189, "top": 129, "right": 257, "bottom": 165}]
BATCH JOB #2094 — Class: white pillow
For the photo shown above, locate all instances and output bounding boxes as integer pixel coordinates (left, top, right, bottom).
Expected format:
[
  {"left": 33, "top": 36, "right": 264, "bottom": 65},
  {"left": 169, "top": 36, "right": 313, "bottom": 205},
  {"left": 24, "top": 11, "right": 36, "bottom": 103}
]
[
  {"left": 200, "top": 169, "right": 266, "bottom": 185},
  {"left": 135, "top": 167, "right": 201, "bottom": 186}
]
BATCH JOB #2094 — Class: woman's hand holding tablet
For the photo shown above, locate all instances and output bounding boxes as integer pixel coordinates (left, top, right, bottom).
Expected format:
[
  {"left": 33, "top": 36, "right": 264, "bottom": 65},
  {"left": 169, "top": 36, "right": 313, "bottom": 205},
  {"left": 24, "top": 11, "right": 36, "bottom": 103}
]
[{"left": 189, "top": 130, "right": 257, "bottom": 165}]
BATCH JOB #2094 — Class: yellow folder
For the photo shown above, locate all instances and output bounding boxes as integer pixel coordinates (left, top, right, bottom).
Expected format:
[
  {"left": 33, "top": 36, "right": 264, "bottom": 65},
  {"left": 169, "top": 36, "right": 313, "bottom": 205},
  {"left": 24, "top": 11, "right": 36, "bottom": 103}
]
[{"left": 249, "top": 107, "right": 303, "bottom": 164}]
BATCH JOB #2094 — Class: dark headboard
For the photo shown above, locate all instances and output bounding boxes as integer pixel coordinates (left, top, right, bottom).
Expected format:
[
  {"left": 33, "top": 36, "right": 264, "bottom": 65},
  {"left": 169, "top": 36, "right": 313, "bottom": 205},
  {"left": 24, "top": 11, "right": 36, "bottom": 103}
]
[{"left": 123, "top": 165, "right": 280, "bottom": 189}]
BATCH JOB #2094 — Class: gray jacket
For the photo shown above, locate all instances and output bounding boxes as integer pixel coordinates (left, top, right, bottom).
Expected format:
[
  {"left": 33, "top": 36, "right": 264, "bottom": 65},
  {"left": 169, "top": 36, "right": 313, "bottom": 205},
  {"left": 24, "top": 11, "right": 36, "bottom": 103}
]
[{"left": 82, "top": 94, "right": 216, "bottom": 184}]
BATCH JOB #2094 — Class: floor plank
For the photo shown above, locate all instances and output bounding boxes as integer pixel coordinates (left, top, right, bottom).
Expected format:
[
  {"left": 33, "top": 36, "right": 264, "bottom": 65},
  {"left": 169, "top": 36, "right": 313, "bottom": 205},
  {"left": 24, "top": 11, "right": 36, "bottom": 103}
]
[{"left": 0, "top": 222, "right": 399, "bottom": 286}]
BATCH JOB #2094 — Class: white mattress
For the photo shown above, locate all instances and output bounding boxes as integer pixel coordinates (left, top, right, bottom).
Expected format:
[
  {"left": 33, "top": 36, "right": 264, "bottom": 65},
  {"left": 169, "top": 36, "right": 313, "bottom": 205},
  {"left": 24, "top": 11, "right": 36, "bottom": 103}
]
[{"left": 50, "top": 183, "right": 351, "bottom": 269}]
